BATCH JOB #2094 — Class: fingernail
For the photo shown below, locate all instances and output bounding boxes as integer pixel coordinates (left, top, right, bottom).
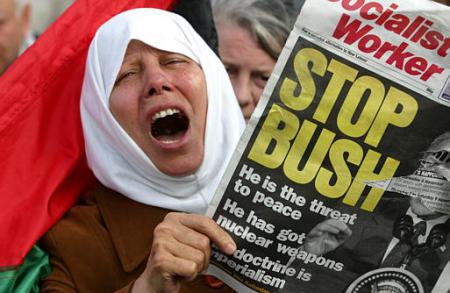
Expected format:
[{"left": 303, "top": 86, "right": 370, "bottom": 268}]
[{"left": 225, "top": 243, "right": 236, "bottom": 254}]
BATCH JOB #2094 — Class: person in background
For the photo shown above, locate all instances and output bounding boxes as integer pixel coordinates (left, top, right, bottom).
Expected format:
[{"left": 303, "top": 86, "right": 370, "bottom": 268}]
[
  {"left": 172, "top": 0, "right": 219, "bottom": 55},
  {"left": 40, "top": 7, "right": 245, "bottom": 292},
  {"left": 0, "top": 0, "right": 33, "bottom": 75},
  {"left": 211, "top": 0, "right": 298, "bottom": 121}
]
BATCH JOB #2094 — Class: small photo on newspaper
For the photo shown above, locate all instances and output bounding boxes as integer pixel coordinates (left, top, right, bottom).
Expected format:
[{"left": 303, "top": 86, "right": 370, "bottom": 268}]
[{"left": 206, "top": 0, "right": 450, "bottom": 292}]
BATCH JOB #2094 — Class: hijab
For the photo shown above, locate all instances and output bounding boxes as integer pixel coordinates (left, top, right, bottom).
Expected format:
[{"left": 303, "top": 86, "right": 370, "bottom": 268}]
[{"left": 80, "top": 8, "right": 245, "bottom": 213}]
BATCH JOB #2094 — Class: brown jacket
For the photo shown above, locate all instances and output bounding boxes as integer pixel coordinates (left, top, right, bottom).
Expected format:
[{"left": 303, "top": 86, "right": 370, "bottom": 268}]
[{"left": 41, "top": 184, "right": 235, "bottom": 293}]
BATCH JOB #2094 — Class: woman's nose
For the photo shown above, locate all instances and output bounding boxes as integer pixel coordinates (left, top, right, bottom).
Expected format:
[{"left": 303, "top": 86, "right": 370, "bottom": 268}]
[
  {"left": 145, "top": 66, "right": 171, "bottom": 97},
  {"left": 233, "top": 77, "right": 252, "bottom": 107}
]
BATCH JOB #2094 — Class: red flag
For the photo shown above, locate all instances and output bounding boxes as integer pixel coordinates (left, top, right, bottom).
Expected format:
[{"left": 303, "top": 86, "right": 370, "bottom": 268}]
[{"left": 0, "top": 0, "right": 175, "bottom": 268}]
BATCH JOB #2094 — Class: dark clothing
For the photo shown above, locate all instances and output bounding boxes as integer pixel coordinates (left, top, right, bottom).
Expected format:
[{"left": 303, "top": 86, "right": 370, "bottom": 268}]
[
  {"left": 41, "top": 184, "right": 234, "bottom": 293},
  {"left": 286, "top": 197, "right": 450, "bottom": 292},
  {"left": 171, "top": 0, "right": 218, "bottom": 55},
  {"left": 332, "top": 198, "right": 450, "bottom": 292}
]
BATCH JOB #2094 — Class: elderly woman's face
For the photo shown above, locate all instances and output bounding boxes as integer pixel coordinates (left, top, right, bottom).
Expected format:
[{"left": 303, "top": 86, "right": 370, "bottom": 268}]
[
  {"left": 217, "top": 23, "right": 276, "bottom": 121},
  {"left": 110, "top": 40, "right": 208, "bottom": 176}
]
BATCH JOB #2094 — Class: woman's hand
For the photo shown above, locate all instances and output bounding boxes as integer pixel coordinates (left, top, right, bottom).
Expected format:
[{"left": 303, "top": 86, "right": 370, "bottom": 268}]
[{"left": 132, "top": 212, "right": 236, "bottom": 293}]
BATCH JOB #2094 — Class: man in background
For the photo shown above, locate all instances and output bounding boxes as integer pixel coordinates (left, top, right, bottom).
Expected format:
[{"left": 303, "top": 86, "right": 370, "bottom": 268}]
[{"left": 0, "top": 0, "right": 32, "bottom": 75}]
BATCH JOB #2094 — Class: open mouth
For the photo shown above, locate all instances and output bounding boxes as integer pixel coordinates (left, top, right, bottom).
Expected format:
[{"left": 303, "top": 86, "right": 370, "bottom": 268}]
[{"left": 150, "top": 108, "right": 189, "bottom": 143}]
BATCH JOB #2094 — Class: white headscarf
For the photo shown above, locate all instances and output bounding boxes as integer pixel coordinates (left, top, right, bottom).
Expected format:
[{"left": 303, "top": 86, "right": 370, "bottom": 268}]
[{"left": 80, "top": 8, "right": 245, "bottom": 213}]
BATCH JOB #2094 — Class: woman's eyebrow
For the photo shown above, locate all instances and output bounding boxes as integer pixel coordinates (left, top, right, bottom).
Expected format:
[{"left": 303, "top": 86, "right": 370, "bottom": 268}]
[
  {"left": 119, "top": 53, "right": 142, "bottom": 70},
  {"left": 121, "top": 52, "right": 139, "bottom": 63}
]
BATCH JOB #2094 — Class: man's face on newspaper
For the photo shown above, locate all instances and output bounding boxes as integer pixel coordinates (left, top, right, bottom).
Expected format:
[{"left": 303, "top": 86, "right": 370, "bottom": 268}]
[{"left": 410, "top": 133, "right": 450, "bottom": 217}]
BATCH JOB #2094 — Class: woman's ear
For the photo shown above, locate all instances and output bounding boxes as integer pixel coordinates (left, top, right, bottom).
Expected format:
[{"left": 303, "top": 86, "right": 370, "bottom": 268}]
[{"left": 20, "top": 3, "right": 31, "bottom": 36}]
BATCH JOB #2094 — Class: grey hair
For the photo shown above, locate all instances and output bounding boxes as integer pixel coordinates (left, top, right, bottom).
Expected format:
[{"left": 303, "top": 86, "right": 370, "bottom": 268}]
[{"left": 211, "top": 0, "right": 296, "bottom": 60}]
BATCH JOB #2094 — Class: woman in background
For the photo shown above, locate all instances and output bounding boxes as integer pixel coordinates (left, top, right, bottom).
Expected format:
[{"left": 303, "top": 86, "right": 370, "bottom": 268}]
[{"left": 211, "top": 0, "right": 299, "bottom": 121}]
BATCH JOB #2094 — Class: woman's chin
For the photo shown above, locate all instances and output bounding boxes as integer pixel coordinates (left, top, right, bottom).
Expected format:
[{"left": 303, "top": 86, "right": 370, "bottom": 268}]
[{"left": 156, "top": 154, "right": 203, "bottom": 177}]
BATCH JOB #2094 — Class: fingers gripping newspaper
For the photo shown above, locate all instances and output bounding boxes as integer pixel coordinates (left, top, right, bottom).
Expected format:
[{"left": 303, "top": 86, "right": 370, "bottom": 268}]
[{"left": 206, "top": 0, "right": 450, "bottom": 292}]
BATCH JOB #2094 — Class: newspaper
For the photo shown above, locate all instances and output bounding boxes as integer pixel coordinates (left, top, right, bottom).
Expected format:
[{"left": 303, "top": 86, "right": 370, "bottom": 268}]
[{"left": 206, "top": 0, "right": 450, "bottom": 292}]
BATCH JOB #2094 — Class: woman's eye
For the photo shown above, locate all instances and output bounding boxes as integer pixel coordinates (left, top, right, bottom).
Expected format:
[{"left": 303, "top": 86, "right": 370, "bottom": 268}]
[
  {"left": 254, "top": 74, "right": 270, "bottom": 89},
  {"left": 163, "top": 57, "right": 188, "bottom": 66},
  {"left": 225, "top": 66, "right": 237, "bottom": 77},
  {"left": 114, "top": 71, "right": 136, "bottom": 86}
]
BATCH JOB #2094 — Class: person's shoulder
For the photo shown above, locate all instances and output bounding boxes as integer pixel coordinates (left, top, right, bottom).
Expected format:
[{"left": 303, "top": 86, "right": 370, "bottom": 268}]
[
  {"left": 40, "top": 186, "right": 134, "bottom": 292},
  {"left": 41, "top": 189, "right": 105, "bottom": 255}
]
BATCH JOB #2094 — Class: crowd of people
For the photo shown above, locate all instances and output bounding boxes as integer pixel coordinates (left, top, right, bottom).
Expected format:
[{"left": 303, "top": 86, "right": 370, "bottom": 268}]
[
  {"left": 0, "top": 0, "right": 449, "bottom": 292},
  {"left": 0, "top": 0, "right": 298, "bottom": 291}
]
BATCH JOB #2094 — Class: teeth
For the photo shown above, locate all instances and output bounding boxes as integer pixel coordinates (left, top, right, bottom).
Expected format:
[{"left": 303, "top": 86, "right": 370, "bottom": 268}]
[{"left": 152, "top": 108, "right": 180, "bottom": 122}]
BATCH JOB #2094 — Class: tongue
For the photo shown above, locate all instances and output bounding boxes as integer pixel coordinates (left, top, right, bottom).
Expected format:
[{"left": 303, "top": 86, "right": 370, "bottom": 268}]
[{"left": 154, "top": 130, "right": 185, "bottom": 143}]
